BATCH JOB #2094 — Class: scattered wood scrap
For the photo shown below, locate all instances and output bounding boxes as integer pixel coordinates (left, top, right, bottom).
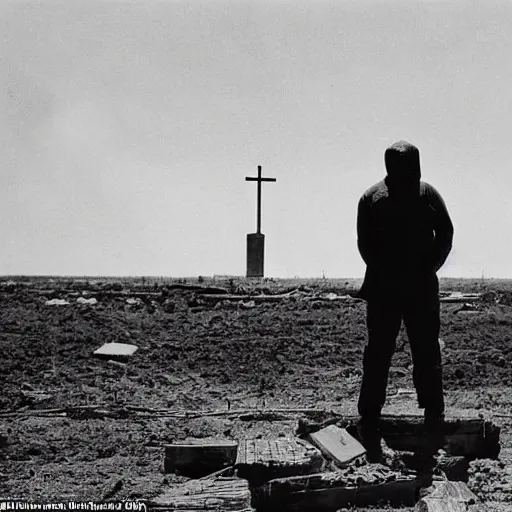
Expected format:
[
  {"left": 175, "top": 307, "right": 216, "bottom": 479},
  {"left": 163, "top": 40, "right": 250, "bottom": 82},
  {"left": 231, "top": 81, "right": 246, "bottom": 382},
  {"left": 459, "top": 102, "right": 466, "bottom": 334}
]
[
  {"left": 308, "top": 425, "right": 366, "bottom": 467},
  {"left": 150, "top": 477, "right": 253, "bottom": 511},
  {"left": 164, "top": 440, "right": 238, "bottom": 478}
]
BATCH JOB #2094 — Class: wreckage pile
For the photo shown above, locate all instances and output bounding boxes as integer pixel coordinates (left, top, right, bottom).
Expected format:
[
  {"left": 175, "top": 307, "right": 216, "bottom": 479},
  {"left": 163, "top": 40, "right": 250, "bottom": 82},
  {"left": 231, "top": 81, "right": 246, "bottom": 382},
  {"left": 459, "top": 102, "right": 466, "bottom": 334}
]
[{"left": 149, "top": 412, "right": 500, "bottom": 512}]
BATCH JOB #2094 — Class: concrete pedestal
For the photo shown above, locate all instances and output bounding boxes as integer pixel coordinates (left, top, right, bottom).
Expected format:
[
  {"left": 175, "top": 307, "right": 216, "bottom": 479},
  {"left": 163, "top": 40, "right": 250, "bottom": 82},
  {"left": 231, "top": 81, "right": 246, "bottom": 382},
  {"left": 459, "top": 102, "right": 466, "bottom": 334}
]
[{"left": 246, "top": 233, "right": 265, "bottom": 278}]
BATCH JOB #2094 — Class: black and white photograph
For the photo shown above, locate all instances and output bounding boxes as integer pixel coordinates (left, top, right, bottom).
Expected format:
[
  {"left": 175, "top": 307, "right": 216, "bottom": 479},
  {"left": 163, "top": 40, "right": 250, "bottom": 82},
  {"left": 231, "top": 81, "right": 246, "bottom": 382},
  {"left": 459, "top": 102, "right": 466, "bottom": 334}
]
[{"left": 1, "top": 1, "right": 511, "bottom": 510}]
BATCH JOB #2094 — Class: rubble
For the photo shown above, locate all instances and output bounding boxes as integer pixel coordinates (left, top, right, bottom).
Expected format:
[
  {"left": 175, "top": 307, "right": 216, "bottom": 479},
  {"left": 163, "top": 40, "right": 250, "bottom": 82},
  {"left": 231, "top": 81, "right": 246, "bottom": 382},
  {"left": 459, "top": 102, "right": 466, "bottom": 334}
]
[{"left": 156, "top": 413, "right": 502, "bottom": 510}]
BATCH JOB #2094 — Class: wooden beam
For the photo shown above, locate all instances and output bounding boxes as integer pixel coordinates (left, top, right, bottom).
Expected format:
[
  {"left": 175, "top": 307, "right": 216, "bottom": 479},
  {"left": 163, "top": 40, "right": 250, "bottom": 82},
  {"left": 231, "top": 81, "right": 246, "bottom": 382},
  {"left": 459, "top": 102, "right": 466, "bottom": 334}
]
[{"left": 299, "top": 414, "right": 501, "bottom": 459}]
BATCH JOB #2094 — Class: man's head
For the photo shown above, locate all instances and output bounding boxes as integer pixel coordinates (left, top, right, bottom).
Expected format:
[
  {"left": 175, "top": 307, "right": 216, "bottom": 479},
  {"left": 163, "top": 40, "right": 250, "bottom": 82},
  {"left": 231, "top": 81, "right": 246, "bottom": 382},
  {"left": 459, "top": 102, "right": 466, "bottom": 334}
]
[{"left": 384, "top": 140, "right": 421, "bottom": 183}]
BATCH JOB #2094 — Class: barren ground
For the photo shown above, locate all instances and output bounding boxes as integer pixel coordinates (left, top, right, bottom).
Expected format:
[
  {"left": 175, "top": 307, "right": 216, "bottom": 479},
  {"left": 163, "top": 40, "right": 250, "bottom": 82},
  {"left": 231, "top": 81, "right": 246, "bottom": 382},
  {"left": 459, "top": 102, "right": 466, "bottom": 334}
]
[{"left": 1, "top": 276, "right": 511, "bottom": 510}]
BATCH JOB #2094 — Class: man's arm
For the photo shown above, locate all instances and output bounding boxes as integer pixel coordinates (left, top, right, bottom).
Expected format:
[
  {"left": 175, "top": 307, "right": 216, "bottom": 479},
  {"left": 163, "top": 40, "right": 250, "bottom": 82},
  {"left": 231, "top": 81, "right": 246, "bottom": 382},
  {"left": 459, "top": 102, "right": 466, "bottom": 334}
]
[
  {"left": 357, "top": 195, "right": 374, "bottom": 267},
  {"left": 429, "top": 186, "right": 454, "bottom": 272}
]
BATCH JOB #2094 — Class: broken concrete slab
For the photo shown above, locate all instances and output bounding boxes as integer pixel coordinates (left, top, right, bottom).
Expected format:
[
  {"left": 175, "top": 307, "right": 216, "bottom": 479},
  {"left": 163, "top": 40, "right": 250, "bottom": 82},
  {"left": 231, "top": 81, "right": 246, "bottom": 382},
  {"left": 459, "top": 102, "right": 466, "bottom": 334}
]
[
  {"left": 93, "top": 342, "right": 138, "bottom": 361},
  {"left": 150, "top": 477, "right": 253, "bottom": 510},
  {"left": 164, "top": 439, "right": 238, "bottom": 478},
  {"left": 308, "top": 425, "right": 366, "bottom": 467},
  {"left": 235, "top": 438, "right": 324, "bottom": 483}
]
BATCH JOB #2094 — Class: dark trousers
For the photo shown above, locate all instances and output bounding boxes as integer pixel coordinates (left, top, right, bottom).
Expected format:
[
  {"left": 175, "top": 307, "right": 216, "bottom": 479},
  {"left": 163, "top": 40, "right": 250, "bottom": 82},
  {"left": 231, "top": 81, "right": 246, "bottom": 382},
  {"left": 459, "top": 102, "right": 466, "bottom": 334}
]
[{"left": 357, "top": 295, "right": 444, "bottom": 420}]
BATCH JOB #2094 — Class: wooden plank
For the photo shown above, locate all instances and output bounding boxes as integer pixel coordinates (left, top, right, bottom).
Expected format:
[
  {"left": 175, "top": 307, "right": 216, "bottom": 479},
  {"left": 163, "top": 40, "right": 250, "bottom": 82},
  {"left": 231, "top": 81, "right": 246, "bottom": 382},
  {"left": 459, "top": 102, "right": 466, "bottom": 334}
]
[
  {"left": 150, "top": 477, "right": 253, "bottom": 510},
  {"left": 235, "top": 438, "right": 324, "bottom": 483},
  {"left": 308, "top": 425, "right": 366, "bottom": 467},
  {"left": 164, "top": 440, "right": 238, "bottom": 478}
]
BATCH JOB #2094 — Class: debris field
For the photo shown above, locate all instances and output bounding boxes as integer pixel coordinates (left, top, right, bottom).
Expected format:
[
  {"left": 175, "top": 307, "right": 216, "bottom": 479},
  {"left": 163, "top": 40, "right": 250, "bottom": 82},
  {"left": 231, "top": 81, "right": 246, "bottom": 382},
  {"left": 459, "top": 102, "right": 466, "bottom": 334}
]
[{"left": 1, "top": 277, "right": 512, "bottom": 511}]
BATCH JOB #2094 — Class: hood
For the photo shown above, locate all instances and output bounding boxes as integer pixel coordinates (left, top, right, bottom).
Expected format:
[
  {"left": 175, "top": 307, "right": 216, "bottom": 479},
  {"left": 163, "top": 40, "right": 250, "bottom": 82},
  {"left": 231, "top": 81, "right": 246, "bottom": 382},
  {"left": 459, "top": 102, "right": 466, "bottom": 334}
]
[{"left": 384, "top": 140, "right": 421, "bottom": 182}]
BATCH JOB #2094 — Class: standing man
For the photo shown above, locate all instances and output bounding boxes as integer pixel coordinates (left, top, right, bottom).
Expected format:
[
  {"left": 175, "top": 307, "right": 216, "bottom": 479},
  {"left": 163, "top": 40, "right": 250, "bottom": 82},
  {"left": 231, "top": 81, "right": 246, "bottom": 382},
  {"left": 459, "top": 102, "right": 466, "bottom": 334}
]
[{"left": 356, "top": 140, "right": 454, "bottom": 459}]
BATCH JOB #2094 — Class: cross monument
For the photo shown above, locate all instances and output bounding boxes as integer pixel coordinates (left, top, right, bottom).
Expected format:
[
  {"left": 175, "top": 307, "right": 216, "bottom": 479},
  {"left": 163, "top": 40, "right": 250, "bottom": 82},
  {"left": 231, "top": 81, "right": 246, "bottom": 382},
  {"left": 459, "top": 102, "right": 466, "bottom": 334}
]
[{"left": 245, "top": 165, "right": 276, "bottom": 277}]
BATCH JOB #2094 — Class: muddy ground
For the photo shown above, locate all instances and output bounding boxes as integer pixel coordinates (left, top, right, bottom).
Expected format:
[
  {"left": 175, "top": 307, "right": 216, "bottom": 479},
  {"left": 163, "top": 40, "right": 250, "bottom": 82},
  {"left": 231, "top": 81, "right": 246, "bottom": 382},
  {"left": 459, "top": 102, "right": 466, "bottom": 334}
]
[{"left": 0, "top": 276, "right": 511, "bottom": 510}]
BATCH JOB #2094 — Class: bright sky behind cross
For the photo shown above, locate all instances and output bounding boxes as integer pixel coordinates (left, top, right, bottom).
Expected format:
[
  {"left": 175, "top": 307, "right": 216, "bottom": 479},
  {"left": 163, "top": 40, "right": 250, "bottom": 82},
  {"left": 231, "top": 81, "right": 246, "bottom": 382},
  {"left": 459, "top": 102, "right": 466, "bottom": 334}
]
[{"left": 1, "top": 0, "right": 511, "bottom": 278}]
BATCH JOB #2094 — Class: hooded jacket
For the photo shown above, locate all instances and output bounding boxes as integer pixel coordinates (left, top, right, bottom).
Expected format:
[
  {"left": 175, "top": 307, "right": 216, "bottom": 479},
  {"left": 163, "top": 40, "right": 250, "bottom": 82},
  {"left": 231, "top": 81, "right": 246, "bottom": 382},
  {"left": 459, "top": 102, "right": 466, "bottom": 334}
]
[{"left": 357, "top": 141, "right": 454, "bottom": 301}]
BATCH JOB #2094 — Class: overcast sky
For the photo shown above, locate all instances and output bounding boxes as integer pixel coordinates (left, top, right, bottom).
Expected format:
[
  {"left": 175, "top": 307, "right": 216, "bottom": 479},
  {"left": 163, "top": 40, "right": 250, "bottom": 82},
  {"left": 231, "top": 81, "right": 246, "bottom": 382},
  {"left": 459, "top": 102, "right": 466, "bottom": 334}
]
[{"left": 1, "top": 0, "right": 511, "bottom": 278}]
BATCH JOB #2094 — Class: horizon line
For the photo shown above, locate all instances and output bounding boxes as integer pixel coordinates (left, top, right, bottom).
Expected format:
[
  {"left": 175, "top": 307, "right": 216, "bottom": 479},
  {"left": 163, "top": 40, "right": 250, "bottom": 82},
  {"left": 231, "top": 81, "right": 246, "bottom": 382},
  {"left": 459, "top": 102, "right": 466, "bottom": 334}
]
[{"left": 0, "top": 275, "right": 510, "bottom": 281}]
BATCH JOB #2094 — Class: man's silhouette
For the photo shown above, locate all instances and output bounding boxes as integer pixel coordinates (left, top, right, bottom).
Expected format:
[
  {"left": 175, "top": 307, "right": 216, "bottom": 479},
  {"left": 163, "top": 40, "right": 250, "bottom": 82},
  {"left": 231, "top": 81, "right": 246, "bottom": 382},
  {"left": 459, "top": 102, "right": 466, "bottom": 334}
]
[{"left": 356, "top": 141, "right": 454, "bottom": 458}]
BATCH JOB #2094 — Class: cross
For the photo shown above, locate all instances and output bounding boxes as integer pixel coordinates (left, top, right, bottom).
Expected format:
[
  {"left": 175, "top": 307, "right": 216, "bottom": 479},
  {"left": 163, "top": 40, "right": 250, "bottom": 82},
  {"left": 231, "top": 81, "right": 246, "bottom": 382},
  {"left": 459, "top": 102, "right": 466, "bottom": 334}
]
[{"left": 245, "top": 165, "right": 276, "bottom": 234}]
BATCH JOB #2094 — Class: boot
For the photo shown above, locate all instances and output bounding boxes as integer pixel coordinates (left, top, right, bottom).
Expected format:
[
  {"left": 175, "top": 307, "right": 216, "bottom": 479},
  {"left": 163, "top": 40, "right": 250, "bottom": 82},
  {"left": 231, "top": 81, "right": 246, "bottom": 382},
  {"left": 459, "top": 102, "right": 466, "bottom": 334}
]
[
  {"left": 356, "top": 416, "right": 383, "bottom": 463},
  {"left": 424, "top": 411, "right": 446, "bottom": 454}
]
